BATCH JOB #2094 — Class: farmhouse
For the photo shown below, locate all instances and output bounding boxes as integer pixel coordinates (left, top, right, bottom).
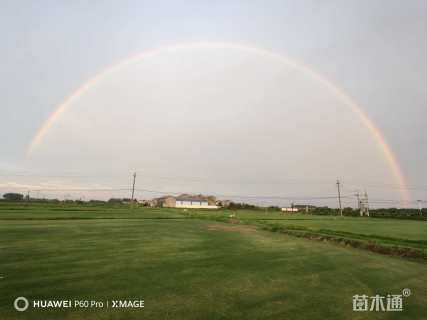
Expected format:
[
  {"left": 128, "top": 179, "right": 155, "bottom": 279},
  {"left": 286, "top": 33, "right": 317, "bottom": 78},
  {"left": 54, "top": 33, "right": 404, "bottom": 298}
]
[
  {"left": 176, "top": 195, "right": 214, "bottom": 208},
  {"left": 148, "top": 196, "right": 176, "bottom": 207},
  {"left": 151, "top": 194, "right": 218, "bottom": 209},
  {"left": 281, "top": 207, "right": 299, "bottom": 212}
]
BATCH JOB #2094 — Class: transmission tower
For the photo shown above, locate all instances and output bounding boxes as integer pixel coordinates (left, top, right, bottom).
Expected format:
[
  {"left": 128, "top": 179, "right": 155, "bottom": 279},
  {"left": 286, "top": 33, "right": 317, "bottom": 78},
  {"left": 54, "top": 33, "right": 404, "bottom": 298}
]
[
  {"left": 359, "top": 190, "right": 369, "bottom": 217},
  {"left": 354, "top": 191, "right": 362, "bottom": 216}
]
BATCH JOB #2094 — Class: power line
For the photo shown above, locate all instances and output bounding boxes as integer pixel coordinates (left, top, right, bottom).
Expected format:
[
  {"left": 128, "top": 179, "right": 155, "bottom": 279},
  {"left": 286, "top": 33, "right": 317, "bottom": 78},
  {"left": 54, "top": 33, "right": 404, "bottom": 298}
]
[
  {"left": 2, "top": 184, "right": 417, "bottom": 203},
  {"left": 1, "top": 171, "right": 424, "bottom": 207},
  {"left": 4, "top": 186, "right": 352, "bottom": 201},
  {"left": 133, "top": 187, "right": 351, "bottom": 201},
  {"left": 23, "top": 188, "right": 130, "bottom": 192},
  {"left": 2, "top": 170, "right": 427, "bottom": 190}
]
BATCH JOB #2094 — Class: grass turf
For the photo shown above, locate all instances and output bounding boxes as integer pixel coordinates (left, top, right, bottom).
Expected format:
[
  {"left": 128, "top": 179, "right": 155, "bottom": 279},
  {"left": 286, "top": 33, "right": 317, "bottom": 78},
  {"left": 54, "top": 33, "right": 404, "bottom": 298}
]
[{"left": 0, "top": 205, "right": 427, "bottom": 319}]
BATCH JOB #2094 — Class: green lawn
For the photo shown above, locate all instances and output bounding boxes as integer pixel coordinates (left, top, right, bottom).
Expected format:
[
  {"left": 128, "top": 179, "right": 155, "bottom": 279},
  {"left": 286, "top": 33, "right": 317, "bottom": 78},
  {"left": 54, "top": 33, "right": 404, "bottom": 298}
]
[
  {"left": 0, "top": 204, "right": 184, "bottom": 219},
  {"left": 184, "top": 210, "right": 427, "bottom": 239},
  {"left": 186, "top": 210, "right": 427, "bottom": 250},
  {"left": 1, "top": 204, "right": 426, "bottom": 319},
  {"left": 254, "top": 215, "right": 427, "bottom": 241}
]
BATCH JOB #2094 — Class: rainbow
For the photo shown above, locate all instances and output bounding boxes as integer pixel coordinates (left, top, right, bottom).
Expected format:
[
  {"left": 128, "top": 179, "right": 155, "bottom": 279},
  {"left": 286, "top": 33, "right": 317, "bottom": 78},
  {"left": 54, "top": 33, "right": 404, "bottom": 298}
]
[{"left": 26, "top": 42, "right": 411, "bottom": 202}]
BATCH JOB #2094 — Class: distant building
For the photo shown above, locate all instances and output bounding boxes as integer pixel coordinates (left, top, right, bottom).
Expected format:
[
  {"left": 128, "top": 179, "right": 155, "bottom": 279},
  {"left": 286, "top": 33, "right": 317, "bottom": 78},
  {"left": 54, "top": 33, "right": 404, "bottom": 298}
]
[
  {"left": 150, "top": 196, "right": 176, "bottom": 207},
  {"left": 151, "top": 194, "right": 218, "bottom": 209},
  {"left": 176, "top": 195, "right": 208, "bottom": 208},
  {"left": 282, "top": 204, "right": 316, "bottom": 213},
  {"left": 281, "top": 207, "right": 299, "bottom": 212},
  {"left": 294, "top": 204, "right": 316, "bottom": 213}
]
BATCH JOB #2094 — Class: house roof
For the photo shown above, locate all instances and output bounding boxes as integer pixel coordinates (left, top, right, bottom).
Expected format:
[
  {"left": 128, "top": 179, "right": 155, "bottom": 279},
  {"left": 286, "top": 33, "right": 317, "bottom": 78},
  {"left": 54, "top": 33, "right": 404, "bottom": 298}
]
[
  {"left": 176, "top": 195, "right": 208, "bottom": 202},
  {"left": 152, "top": 196, "right": 175, "bottom": 201}
]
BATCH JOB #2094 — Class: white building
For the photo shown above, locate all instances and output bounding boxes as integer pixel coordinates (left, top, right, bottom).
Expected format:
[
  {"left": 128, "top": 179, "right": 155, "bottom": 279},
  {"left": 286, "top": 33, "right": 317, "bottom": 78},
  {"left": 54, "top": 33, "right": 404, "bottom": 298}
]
[
  {"left": 175, "top": 196, "right": 218, "bottom": 209},
  {"left": 281, "top": 207, "right": 299, "bottom": 212}
]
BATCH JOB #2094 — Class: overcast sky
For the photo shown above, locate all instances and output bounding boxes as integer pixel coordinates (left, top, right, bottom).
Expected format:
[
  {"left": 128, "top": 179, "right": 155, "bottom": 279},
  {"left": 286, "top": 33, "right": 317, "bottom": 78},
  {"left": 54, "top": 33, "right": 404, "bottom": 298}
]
[{"left": 1, "top": 0, "right": 426, "bottom": 207}]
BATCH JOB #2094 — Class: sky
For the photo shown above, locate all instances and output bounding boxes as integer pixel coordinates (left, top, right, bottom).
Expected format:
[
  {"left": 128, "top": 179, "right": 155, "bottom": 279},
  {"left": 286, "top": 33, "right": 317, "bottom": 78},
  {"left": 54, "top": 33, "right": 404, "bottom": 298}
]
[{"left": 1, "top": 0, "right": 426, "bottom": 207}]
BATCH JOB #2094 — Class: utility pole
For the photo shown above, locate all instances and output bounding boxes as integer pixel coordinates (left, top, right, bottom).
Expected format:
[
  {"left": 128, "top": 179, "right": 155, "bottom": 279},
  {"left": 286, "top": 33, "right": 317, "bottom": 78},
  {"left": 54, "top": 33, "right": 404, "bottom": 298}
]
[
  {"left": 131, "top": 172, "right": 136, "bottom": 202},
  {"left": 336, "top": 180, "right": 343, "bottom": 216}
]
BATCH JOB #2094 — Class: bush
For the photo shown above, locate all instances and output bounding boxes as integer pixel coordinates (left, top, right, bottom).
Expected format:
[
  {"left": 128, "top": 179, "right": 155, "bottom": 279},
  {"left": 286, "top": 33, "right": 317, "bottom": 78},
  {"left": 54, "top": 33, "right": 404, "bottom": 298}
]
[
  {"left": 3, "top": 193, "right": 24, "bottom": 201},
  {"left": 228, "top": 202, "right": 258, "bottom": 210}
]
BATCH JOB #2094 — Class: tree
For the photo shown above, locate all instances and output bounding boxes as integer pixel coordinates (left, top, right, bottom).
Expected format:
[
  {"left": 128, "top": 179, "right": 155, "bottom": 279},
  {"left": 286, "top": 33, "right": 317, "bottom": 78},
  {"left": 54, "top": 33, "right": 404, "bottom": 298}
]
[{"left": 3, "top": 193, "right": 24, "bottom": 201}]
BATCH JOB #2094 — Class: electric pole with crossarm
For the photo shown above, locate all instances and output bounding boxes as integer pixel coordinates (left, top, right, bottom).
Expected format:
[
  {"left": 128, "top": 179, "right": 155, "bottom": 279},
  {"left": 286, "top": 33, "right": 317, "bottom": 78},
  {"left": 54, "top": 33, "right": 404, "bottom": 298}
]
[
  {"left": 336, "top": 180, "right": 343, "bottom": 216},
  {"left": 131, "top": 172, "right": 136, "bottom": 202}
]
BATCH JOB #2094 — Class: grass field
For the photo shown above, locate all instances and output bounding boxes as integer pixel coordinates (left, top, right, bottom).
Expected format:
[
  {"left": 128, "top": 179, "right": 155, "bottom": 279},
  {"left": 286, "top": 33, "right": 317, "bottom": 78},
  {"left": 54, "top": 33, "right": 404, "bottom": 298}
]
[
  {"left": 185, "top": 210, "right": 427, "bottom": 251},
  {"left": 194, "top": 210, "right": 427, "bottom": 238},
  {"left": 1, "top": 203, "right": 427, "bottom": 319},
  {"left": 258, "top": 216, "right": 427, "bottom": 240}
]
